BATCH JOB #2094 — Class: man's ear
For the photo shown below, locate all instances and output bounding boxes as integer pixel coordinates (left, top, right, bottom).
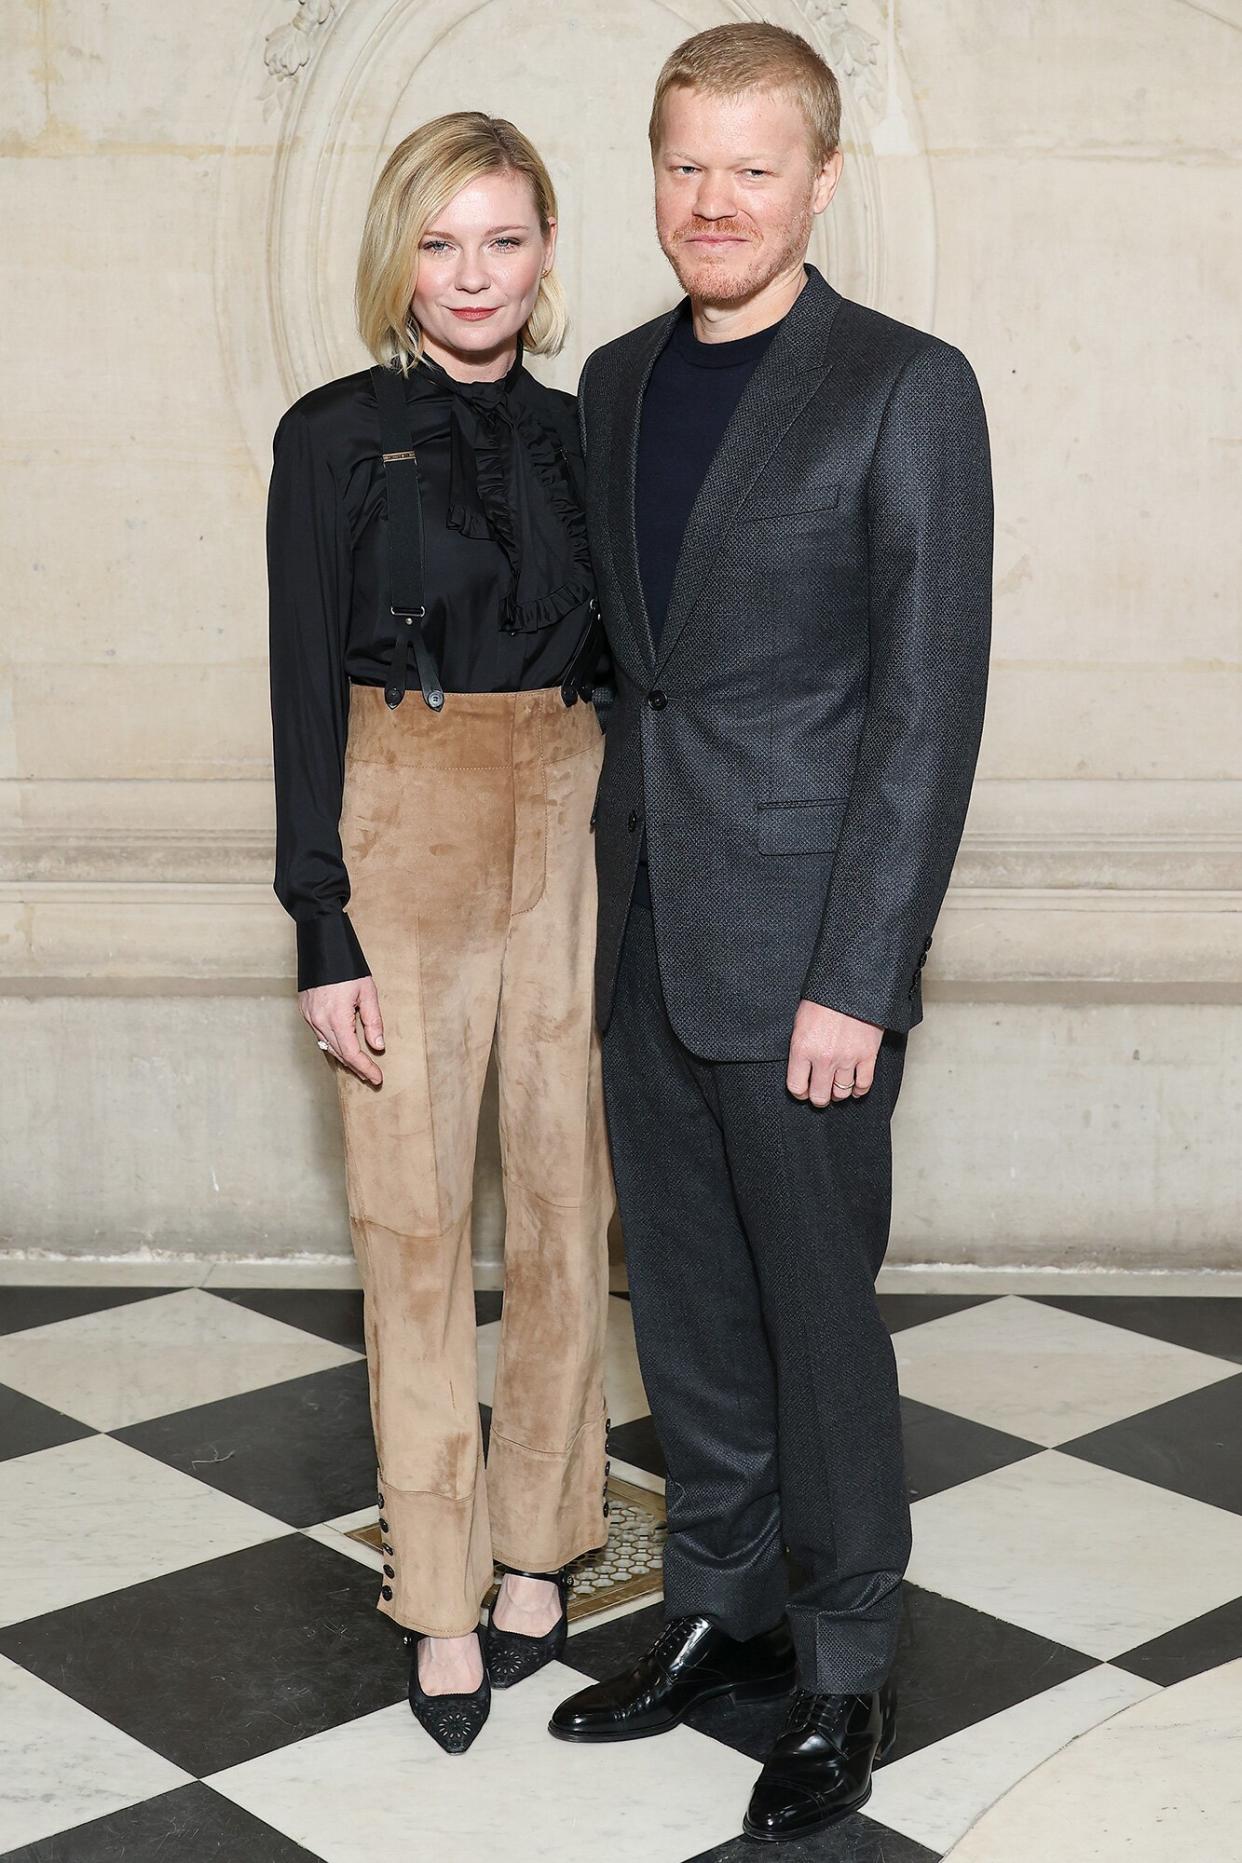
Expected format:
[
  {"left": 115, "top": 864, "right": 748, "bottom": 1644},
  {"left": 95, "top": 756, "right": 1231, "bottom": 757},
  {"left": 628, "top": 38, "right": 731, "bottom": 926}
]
[{"left": 812, "top": 149, "right": 844, "bottom": 215}]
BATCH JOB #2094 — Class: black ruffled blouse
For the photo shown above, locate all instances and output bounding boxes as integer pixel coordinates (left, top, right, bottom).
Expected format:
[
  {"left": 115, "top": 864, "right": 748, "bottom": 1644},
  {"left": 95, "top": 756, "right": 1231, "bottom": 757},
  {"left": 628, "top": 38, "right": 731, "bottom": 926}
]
[{"left": 266, "top": 344, "right": 595, "bottom": 991}]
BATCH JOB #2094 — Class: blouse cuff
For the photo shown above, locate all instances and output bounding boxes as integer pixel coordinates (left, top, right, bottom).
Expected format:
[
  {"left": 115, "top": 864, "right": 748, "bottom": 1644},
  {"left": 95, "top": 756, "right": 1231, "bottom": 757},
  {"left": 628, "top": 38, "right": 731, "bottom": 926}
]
[{"left": 295, "top": 912, "right": 370, "bottom": 993}]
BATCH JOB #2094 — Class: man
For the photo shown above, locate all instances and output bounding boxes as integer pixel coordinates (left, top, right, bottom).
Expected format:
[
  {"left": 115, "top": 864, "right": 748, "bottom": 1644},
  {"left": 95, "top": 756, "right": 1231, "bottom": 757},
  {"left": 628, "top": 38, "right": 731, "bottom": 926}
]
[{"left": 551, "top": 22, "right": 992, "bottom": 1844}]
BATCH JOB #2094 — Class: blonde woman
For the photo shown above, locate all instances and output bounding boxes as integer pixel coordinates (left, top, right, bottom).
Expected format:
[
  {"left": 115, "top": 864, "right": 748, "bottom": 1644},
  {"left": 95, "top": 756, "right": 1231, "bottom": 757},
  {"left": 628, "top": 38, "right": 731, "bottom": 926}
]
[{"left": 266, "top": 113, "right": 613, "bottom": 1753}]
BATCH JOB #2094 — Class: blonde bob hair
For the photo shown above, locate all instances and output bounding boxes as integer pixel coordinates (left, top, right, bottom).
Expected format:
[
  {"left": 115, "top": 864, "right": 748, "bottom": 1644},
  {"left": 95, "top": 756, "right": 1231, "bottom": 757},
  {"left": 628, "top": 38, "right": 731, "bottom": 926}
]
[
  {"left": 356, "top": 111, "right": 567, "bottom": 373},
  {"left": 649, "top": 23, "right": 841, "bottom": 169}
]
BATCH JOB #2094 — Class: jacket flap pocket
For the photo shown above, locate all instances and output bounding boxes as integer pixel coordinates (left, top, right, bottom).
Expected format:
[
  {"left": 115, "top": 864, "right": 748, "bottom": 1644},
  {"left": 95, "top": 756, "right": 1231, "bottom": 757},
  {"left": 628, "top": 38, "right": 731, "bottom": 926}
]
[
  {"left": 739, "top": 485, "right": 842, "bottom": 526},
  {"left": 755, "top": 796, "right": 849, "bottom": 855}
]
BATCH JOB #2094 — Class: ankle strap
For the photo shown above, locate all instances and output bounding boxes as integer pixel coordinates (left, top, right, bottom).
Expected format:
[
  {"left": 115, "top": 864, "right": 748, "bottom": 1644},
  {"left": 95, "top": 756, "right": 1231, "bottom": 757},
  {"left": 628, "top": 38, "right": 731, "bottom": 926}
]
[{"left": 499, "top": 1563, "right": 574, "bottom": 1585}]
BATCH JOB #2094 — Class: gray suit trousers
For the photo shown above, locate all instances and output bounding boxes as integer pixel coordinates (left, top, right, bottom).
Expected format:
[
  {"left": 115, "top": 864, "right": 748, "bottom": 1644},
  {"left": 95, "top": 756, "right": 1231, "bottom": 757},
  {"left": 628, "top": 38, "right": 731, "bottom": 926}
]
[{"left": 603, "top": 900, "right": 911, "bottom": 1693}]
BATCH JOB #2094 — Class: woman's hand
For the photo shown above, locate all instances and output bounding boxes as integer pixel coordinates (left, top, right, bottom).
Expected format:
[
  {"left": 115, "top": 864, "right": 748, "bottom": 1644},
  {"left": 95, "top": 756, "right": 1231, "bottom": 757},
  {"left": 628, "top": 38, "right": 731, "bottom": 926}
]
[{"left": 299, "top": 976, "right": 385, "bottom": 1085}]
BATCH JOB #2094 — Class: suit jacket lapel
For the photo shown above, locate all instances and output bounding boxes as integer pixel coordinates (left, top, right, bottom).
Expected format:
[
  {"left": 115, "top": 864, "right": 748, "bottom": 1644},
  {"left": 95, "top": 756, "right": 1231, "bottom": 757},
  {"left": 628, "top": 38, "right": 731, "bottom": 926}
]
[
  {"left": 607, "top": 307, "right": 679, "bottom": 673},
  {"left": 655, "top": 266, "right": 844, "bottom": 678}
]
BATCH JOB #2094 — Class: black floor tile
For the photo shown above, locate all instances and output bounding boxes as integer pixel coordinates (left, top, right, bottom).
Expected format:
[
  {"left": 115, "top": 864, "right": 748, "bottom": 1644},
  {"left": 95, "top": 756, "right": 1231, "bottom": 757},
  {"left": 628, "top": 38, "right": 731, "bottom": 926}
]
[
  {"left": 0, "top": 1532, "right": 405, "bottom": 1776},
  {"left": 210, "top": 1285, "right": 502, "bottom": 1349},
  {"left": 0, "top": 1287, "right": 177, "bottom": 1337},
  {"left": 475, "top": 1290, "right": 504, "bottom": 1327},
  {"left": 0, "top": 1385, "right": 95, "bottom": 1463},
  {"left": 112, "top": 1358, "right": 376, "bottom": 1528},
  {"left": 1113, "top": 1593, "right": 1242, "bottom": 1688},
  {"left": 562, "top": 1583, "right": 1095, "bottom": 1768},
  {"left": 209, "top": 1287, "right": 366, "bottom": 1353},
  {"left": 685, "top": 1819, "right": 939, "bottom": 1863},
  {"left": 890, "top": 1585, "right": 1097, "bottom": 1761},
  {"left": 900, "top": 1397, "right": 1040, "bottom": 1502},
  {"left": 0, "top": 1782, "right": 321, "bottom": 1863},
  {"left": 1034, "top": 1295, "right": 1242, "bottom": 1366},
  {"left": 561, "top": 1598, "right": 663, "bottom": 1682},
  {"left": 605, "top": 1398, "right": 1038, "bottom": 1501},
  {"left": 1061, "top": 1371, "right": 1242, "bottom": 1514},
  {"left": 878, "top": 1294, "right": 995, "bottom": 1335},
  {"left": 607, "top": 1414, "right": 666, "bottom": 1479}
]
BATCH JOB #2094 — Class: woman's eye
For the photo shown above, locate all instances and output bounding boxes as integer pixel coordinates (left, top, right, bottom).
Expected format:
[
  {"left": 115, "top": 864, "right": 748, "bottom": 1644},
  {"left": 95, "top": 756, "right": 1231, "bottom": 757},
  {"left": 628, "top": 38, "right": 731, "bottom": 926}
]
[
  {"left": 493, "top": 237, "right": 521, "bottom": 251},
  {"left": 421, "top": 239, "right": 449, "bottom": 253}
]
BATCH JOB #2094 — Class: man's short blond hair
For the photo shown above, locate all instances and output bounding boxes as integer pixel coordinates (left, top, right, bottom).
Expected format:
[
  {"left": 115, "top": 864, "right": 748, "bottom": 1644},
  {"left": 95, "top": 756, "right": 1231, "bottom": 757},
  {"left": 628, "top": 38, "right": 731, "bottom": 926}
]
[{"left": 649, "top": 22, "right": 841, "bottom": 168}]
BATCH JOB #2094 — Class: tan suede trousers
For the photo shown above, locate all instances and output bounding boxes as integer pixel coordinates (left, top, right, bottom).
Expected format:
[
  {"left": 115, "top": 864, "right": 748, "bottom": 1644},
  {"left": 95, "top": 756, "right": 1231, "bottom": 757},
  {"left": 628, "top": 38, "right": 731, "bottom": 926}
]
[{"left": 335, "top": 683, "right": 613, "bottom": 1636}]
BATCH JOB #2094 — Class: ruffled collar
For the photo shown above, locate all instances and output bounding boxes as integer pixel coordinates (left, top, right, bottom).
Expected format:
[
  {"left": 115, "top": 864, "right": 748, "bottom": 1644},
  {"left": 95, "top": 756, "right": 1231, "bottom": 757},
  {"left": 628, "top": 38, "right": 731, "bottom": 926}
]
[{"left": 406, "top": 340, "right": 593, "bottom": 634}]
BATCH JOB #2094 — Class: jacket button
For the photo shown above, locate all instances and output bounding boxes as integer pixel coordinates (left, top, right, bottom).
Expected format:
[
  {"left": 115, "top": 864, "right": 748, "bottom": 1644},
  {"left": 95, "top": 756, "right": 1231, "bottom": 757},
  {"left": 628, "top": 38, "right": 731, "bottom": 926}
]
[
  {"left": 627, "top": 810, "right": 639, "bottom": 832},
  {"left": 378, "top": 1517, "right": 389, "bottom": 1532},
  {"left": 380, "top": 1584, "right": 394, "bottom": 1600},
  {"left": 647, "top": 689, "right": 667, "bottom": 710},
  {"left": 383, "top": 1564, "right": 395, "bottom": 1578}
]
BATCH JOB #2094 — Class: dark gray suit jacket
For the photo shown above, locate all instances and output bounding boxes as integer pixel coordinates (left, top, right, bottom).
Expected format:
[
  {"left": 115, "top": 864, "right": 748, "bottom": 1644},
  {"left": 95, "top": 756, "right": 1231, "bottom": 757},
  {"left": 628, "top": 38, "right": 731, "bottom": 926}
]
[{"left": 578, "top": 264, "right": 993, "bottom": 1061}]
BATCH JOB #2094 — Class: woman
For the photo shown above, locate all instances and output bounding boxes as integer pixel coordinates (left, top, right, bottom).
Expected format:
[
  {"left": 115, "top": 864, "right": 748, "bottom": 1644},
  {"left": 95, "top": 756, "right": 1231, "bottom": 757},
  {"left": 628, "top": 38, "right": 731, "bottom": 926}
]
[{"left": 266, "top": 113, "right": 613, "bottom": 1753}]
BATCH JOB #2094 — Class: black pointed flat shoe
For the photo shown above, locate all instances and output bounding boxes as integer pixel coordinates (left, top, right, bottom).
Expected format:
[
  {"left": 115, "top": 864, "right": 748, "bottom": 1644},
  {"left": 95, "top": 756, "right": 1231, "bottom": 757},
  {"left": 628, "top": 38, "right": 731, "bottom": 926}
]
[
  {"left": 742, "top": 1681, "right": 897, "bottom": 1842},
  {"left": 483, "top": 1564, "right": 574, "bottom": 1688},
  {"left": 405, "top": 1626, "right": 491, "bottom": 1753}
]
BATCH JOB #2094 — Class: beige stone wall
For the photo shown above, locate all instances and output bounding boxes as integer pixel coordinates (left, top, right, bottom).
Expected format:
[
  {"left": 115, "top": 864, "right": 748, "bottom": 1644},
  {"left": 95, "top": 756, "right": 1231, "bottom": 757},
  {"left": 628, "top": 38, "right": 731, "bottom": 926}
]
[{"left": 2, "top": 0, "right": 1239, "bottom": 1266}]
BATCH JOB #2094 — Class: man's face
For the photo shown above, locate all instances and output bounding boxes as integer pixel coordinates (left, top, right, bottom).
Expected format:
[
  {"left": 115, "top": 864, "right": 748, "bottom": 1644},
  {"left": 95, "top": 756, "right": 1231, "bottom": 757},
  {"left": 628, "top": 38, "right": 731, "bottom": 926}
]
[{"left": 653, "top": 84, "right": 841, "bottom": 306}]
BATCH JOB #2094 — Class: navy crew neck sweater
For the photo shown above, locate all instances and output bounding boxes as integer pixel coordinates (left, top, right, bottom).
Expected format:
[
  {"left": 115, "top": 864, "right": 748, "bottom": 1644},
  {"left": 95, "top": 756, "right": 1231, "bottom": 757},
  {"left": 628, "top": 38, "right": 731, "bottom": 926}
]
[{"left": 631, "top": 300, "right": 786, "bottom": 907}]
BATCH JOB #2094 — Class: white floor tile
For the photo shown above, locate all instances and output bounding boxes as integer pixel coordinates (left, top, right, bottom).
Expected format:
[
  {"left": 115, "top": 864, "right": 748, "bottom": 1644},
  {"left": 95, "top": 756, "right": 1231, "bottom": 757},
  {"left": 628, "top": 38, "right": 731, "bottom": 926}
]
[
  {"left": 476, "top": 1295, "right": 650, "bottom": 1425},
  {"left": 0, "top": 1287, "right": 360, "bottom": 1431},
  {"left": 208, "top": 1660, "right": 758, "bottom": 1863},
  {"left": 871, "top": 1663, "right": 1159, "bottom": 1853},
  {"left": 300, "top": 1523, "right": 384, "bottom": 1573},
  {"left": 943, "top": 1655, "right": 1242, "bottom": 1862},
  {"left": 909, "top": 1450, "right": 1242, "bottom": 1659},
  {"left": 0, "top": 1435, "right": 288, "bottom": 1625},
  {"left": 0, "top": 1654, "right": 189, "bottom": 1851},
  {"left": 894, "top": 1295, "right": 1237, "bottom": 1446}
]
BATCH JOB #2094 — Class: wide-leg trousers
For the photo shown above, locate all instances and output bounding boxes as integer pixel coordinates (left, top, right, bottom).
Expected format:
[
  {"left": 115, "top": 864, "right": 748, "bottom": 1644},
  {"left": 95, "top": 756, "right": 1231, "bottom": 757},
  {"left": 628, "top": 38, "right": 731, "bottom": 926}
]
[
  {"left": 602, "top": 900, "right": 910, "bottom": 1693},
  {"left": 335, "top": 682, "right": 614, "bottom": 1637}
]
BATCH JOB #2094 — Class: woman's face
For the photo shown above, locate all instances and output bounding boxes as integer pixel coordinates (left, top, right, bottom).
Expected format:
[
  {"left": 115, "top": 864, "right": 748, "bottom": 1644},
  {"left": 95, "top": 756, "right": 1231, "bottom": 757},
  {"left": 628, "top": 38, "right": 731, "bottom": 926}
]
[{"left": 410, "top": 169, "right": 555, "bottom": 379}]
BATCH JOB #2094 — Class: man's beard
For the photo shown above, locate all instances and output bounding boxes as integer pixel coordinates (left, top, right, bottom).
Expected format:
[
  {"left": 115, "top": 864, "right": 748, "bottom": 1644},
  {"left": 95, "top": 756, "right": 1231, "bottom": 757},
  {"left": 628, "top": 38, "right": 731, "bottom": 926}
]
[{"left": 658, "top": 197, "right": 814, "bottom": 306}]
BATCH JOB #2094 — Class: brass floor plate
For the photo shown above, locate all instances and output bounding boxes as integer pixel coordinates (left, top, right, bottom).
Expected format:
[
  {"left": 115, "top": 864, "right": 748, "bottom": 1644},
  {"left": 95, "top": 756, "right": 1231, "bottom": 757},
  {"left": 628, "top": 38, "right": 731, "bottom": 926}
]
[{"left": 346, "top": 1475, "right": 665, "bottom": 1623}]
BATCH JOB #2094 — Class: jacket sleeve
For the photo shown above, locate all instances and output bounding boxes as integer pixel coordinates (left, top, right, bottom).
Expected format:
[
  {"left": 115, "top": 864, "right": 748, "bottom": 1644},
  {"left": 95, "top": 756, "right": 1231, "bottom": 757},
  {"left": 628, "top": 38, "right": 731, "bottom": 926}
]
[
  {"left": 267, "top": 402, "right": 370, "bottom": 992},
  {"left": 801, "top": 341, "right": 993, "bottom": 1031}
]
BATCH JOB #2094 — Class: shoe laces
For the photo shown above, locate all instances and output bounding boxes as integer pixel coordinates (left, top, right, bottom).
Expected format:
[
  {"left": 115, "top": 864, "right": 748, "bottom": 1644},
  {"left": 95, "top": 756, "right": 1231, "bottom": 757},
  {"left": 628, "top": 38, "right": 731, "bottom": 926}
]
[
  {"left": 650, "top": 1616, "right": 705, "bottom": 1668},
  {"left": 783, "top": 1689, "right": 852, "bottom": 1743}
]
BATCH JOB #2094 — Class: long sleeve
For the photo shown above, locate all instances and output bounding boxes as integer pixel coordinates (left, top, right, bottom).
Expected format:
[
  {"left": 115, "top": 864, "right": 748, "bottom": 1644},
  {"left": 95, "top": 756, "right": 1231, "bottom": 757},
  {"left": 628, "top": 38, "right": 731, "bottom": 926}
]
[
  {"left": 267, "top": 402, "right": 370, "bottom": 991},
  {"left": 801, "top": 341, "right": 993, "bottom": 1032}
]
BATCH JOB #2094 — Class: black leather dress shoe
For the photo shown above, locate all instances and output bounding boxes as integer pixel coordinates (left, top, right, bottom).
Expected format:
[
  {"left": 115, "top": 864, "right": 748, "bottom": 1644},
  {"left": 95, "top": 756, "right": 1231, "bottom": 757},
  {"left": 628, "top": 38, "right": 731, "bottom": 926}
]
[
  {"left": 548, "top": 1614, "right": 795, "bottom": 1743},
  {"left": 743, "top": 1683, "right": 897, "bottom": 1842}
]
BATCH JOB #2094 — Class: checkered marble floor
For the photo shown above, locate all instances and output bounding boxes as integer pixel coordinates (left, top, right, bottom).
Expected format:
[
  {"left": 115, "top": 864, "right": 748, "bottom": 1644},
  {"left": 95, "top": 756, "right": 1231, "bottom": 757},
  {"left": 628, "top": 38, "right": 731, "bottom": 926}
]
[{"left": 1, "top": 1281, "right": 1240, "bottom": 1860}]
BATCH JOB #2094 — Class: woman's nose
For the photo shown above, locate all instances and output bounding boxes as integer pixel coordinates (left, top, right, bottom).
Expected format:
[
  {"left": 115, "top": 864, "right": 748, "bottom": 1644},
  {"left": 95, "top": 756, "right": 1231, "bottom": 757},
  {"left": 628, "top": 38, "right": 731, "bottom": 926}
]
[{"left": 452, "top": 252, "right": 490, "bottom": 294}]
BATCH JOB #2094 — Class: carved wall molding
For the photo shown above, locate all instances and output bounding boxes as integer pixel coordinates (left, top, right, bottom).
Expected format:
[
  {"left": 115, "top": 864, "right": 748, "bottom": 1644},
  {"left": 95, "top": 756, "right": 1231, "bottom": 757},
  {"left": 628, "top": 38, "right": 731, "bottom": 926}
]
[
  {"left": 262, "top": 0, "right": 344, "bottom": 99},
  {"left": 216, "top": 0, "right": 936, "bottom": 473},
  {"left": 4, "top": 825, "right": 1241, "bottom": 893}
]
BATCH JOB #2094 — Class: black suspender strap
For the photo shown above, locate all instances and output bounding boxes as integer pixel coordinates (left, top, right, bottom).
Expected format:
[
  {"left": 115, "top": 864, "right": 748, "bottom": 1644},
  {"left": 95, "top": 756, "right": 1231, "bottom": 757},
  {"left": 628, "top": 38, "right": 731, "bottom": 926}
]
[
  {"left": 370, "top": 363, "right": 444, "bottom": 712},
  {"left": 559, "top": 596, "right": 604, "bottom": 707}
]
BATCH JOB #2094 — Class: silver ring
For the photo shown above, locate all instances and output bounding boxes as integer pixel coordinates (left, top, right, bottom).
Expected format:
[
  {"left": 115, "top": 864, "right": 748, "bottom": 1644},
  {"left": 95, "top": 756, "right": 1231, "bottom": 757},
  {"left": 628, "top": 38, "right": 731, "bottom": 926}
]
[{"left": 317, "top": 1039, "right": 330, "bottom": 1051}]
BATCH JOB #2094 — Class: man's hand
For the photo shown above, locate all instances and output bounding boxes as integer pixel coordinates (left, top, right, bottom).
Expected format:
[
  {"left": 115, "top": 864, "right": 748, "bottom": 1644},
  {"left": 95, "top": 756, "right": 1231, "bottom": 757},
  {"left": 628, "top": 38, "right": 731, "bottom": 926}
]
[
  {"left": 787, "top": 999, "right": 884, "bottom": 1107},
  {"left": 299, "top": 976, "right": 385, "bottom": 1086}
]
